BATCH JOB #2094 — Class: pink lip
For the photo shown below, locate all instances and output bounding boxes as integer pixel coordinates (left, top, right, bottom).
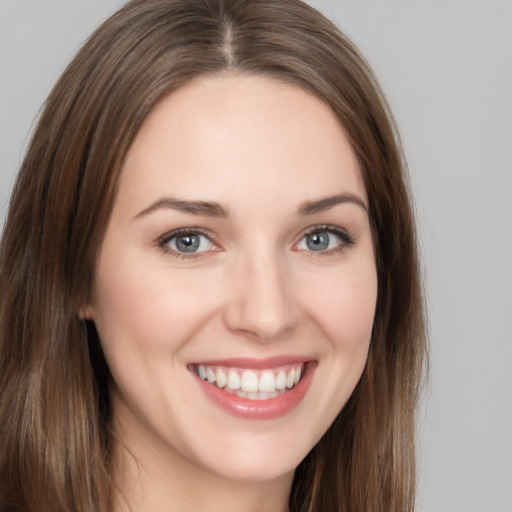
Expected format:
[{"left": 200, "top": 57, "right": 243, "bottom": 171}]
[
  {"left": 190, "top": 355, "right": 310, "bottom": 370},
  {"left": 190, "top": 359, "right": 317, "bottom": 420}
]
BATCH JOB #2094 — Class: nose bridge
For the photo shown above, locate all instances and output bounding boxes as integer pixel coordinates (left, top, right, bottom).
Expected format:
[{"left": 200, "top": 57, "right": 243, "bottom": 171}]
[{"left": 224, "top": 241, "right": 298, "bottom": 340}]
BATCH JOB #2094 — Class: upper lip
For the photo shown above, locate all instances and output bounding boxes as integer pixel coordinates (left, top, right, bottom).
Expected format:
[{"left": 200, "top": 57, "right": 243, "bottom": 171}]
[{"left": 189, "top": 355, "right": 314, "bottom": 370}]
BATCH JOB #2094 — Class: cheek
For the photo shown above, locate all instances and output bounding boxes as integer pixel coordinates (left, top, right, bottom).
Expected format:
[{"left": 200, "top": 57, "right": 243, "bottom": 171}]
[
  {"left": 90, "top": 252, "right": 222, "bottom": 362},
  {"left": 304, "top": 258, "right": 377, "bottom": 397},
  {"left": 89, "top": 256, "right": 207, "bottom": 419},
  {"left": 292, "top": 259, "right": 377, "bottom": 444},
  {"left": 303, "top": 261, "right": 378, "bottom": 350}
]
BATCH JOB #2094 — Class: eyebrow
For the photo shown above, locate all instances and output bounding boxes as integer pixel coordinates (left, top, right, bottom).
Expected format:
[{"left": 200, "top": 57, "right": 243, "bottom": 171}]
[
  {"left": 296, "top": 193, "right": 368, "bottom": 216},
  {"left": 134, "top": 198, "right": 228, "bottom": 219},
  {"left": 134, "top": 192, "right": 368, "bottom": 220}
]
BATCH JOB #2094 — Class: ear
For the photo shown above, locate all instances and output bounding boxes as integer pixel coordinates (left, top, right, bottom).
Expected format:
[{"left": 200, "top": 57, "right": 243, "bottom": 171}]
[{"left": 78, "top": 305, "right": 94, "bottom": 321}]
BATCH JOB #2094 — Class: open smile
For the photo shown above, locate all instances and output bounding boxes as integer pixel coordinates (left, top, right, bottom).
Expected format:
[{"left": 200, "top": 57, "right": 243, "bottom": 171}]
[
  {"left": 188, "top": 358, "right": 316, "bottom": 420},
  {"left": 191, "top": 362, "right": 304, "bottom": 399}
]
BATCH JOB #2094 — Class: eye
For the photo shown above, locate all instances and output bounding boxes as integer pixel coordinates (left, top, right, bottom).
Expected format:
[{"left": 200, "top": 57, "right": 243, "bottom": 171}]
[
  {"left": 296, "top": 226, "right": 354, "bottom": 254},
  {"left": 158, "top": 229, "right": 217, "bottom": 257}
]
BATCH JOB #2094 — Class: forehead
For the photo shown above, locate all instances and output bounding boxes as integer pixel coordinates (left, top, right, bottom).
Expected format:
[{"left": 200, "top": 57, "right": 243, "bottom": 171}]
[{"left": 117, "top": 73, "right": 366, "bottom": 216}]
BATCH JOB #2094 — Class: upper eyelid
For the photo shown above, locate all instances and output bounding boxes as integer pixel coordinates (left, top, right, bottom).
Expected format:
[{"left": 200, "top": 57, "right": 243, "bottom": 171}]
[
  {"left": 302, "top": 224, "right": 345, "bottom": 233},
  {"left": 299, "top": 224, "right": 353, "bottom": 239},
  {"left": 157, "top": 227, "right": 217, "bottom": 244}
]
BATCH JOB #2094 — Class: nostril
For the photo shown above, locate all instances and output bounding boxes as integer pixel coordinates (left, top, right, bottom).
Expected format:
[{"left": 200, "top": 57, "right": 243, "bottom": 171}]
[
  {"left": 224, "top": 307, "right": 298, "bottom": 341},
  {"left": 222, "top": 257, "right": 299, "bottom": 339}
]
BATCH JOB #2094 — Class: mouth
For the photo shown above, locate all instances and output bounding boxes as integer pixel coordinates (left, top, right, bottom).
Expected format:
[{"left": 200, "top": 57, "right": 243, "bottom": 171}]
[
  {"left": 190, "top": 362, "right": 304, "bottom": 400},
  {"left": 188, "top": 358, "right": 316, "bottom": 420}
]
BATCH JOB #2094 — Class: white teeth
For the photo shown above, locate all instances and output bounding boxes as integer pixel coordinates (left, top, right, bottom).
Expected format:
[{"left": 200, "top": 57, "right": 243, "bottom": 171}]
[
  {"left": 275, "top": 370, "right": 287, "bottom": 390},
  {"left": 224, "top": 388, "right": 280, "bottom": 400},
  {"left": 247, "top": 391, "right": 279, "bottom": 400},
  {"left": 206, "top": 367, "right": 216, "bottom": 384},
  {"left": 227, "top": 370, "right": 241, "bottom": 390},
  {"left": 259, "top": 371, "right": 276, "bottom": 393},
  {"left": 286, "top": 369, "right": 295, "bottom": 389},
  {"left": 216, "top": 369, "right": 227, "bottom": 388},
  {"left": 195, "top": 363, "right": 305, "bottom": 399},
  {"left": 241, "top": 370, "right": 259, "bottom": 393}
]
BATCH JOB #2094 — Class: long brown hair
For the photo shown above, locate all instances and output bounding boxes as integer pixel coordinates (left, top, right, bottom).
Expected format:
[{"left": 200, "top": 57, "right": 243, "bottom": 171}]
[{"left": 0, "top": 0, "right": 426, "bottom": 510}]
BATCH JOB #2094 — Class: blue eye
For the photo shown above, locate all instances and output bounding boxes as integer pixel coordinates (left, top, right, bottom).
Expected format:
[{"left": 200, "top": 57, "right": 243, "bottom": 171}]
[
  {"left": 160, "top": 230, "right": 215, "bottom": 256},
  {"left": 297, "top": 227, "right": 354, "bottom": 253},
  {"left": 304, "top": 231, "right": 331, "bottom": 251}
]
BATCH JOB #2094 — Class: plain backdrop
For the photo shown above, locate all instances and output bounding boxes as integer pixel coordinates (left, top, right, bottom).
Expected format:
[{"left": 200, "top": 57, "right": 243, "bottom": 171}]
[{"left": 1, "top": 1, "right": 511, "bottom": 511}]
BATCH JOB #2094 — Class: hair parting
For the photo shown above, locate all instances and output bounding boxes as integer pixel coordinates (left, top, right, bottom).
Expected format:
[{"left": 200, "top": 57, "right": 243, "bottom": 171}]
[{"left": 0, "top": 1, "right": 426, "bottom": 510}]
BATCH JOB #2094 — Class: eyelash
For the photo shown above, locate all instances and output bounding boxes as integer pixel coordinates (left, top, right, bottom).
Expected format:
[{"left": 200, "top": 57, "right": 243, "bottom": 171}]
[
  {"left": 297, "top": 225, "right": 356, "bottom": 256},
  {"left": 156, "top": 225, "right": 355, "bottom": 260},
  {"left": 157, "top": 227, "right": 218, "bottom": 260}
]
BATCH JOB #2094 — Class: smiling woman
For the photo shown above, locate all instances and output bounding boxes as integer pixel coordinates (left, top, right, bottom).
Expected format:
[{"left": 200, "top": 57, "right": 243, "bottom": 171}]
[
  {"left": 85, "top": 75, "right": 378, "bottom": 495},
  {"left": 0, "top": 1, "right": 425, "bottom": 512}
]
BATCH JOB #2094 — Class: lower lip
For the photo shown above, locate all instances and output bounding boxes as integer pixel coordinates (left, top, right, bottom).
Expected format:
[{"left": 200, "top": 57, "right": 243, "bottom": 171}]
[{"left": 191, "top": 362, "right": 316, "bottom": 420}]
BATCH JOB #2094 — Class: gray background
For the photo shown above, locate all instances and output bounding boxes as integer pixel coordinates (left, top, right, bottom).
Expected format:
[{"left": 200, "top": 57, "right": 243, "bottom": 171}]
[{"left": 1, "top": 1, "right": 511, "bottom": 510}]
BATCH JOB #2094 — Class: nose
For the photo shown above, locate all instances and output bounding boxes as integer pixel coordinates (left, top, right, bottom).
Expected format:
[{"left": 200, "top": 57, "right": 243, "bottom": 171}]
[{"left": 223, "top": 251, "right": 299, "bottom": 341}]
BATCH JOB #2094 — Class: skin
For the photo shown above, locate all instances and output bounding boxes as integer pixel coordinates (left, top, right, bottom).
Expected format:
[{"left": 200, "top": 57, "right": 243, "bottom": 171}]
[{"left": 86, "top": 74, "right": 378, "bottom": 512}]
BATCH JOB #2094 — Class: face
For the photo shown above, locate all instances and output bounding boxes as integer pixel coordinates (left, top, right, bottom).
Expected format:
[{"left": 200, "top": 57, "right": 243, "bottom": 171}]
[{"left": 87, "top": 74, "right": 377, "bottom": 485}]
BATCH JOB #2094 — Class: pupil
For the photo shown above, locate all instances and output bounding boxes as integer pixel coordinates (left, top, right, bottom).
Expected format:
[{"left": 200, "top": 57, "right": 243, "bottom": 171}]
[
  {"left": 176, "top": 234, "right": 200, "bottom": 252},
  {"left": 307, "top": 232, "right": 329, "bottom": 251}
]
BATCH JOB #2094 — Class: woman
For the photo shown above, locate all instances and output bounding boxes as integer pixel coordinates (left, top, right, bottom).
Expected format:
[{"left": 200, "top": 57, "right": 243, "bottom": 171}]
[{"left": 0, "top": 0, "right": 426, "bottom": 510}]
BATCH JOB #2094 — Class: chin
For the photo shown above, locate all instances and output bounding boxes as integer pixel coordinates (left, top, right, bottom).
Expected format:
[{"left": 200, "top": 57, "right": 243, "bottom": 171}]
[{"left": 186, "top": 426, "right": 314, "bottom": 484}]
